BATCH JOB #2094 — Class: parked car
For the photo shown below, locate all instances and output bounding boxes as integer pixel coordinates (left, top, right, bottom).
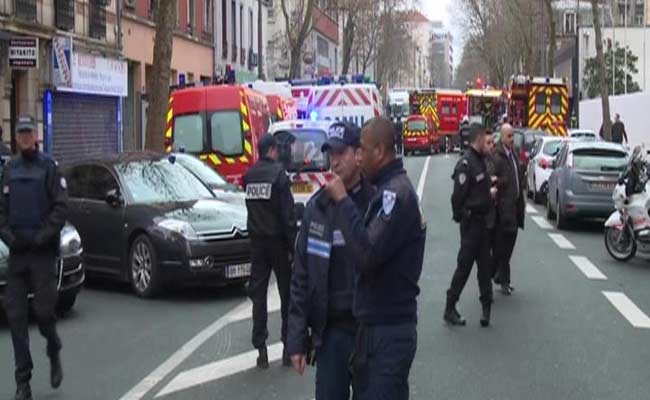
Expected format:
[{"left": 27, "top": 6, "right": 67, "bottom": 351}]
[
  {"left": 526, "top": 136, "right": 567, "bottom": 203},
  {"left": 0, "top": 223, "right": 85, "bottom": 315},
  {"left": 569, "top": 129, "right": 598, "bottom": 140},
  {"left": 514, "top": 129, "right": 549, "bottom": 168},
  {"left": 172, "top": 152, "right": 245, "bottom": 206},
  {"left": 63, "top": 152, "right": 251, "bottom": 298},
  {"left": 546, "top": 141, "right": 628, "bottom": 229}
]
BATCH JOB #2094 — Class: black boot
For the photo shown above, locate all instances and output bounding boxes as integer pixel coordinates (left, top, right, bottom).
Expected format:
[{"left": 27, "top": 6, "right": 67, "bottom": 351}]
[
  {"left": 443, "top": 301, "right": 466, "bottom": 326},
  {"left": 50, "top": 351, "right": 63, "bottom": 389},
  {"left": 282, "top": 348, "right": 291, "bottom": 367},
  {"left": 480, "top": 303, "right": 491, "bottom": 327},
  {"left": 256, "top": 346, "right": 269, "bottom": 369},
  {"left": 15, "top": 383, "right": 32, "bottom": 400}
]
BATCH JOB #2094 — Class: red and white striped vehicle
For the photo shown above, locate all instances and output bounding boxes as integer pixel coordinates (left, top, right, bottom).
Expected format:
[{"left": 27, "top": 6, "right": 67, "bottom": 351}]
[{"left": 268, "top": 120, "right": 338, "bottom": 207}]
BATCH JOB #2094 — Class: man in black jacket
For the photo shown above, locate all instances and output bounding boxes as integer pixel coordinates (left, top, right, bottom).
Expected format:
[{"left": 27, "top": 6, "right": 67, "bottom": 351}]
[
  {"left": 243, "top": 134, "right": 297, "bottom": 368},
  {"left": 325, "top": 117, "right": 426, "bottom": 400},
  {"left": 287, "top": 122, "right": 373, "bottom": 400},
  {"left": 1, "top": 116, "right": 68, "bottom": 400},
  {"left": 493, "top": 124, "right": 525, "bottom": 295}
]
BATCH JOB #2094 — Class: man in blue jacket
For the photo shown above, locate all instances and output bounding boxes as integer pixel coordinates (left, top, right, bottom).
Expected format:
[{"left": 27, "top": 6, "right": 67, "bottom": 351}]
[
  {"left": 287, "top": 121, "right": 373, "bottom": 399},
  {"left": 325, "top": 117, "right": 426, "bottom": 400}
]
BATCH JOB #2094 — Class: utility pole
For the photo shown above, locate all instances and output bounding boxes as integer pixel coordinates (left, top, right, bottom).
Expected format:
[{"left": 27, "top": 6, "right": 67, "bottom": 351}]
[
  {"left": 574, "top": 0, "right": 581, "bottom": 126},
  {"left": 258, "top": 0, "right": 265, "bottom": 80},
  {"left": 644, "top": 0, "right": 647, "bottom": 91},
  {"left": 624, "top": 0, "right": 628, "bottom": 93}
]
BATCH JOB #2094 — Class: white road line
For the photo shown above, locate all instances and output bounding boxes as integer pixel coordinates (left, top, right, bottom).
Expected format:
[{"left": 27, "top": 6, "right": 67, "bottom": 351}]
[
  {"left": 416, "top": 155, "right": 431, "bottom": 202},
  {"left": 603, "top": 291, "right": 650, "bottom": 329},
  {"left": 548, "top": 233, "right": 576, "bottom": 249},
  {"left": 119, "top": 284, "right": 281, "bottom": 400},
  {"left": 156, "top": 343, "right": 284, "bottom": 397},
  {"left": 526, "top": 203, "right": 538, "bottom": 214},
  {"left": 531, "top": 216, "right": 553, "bottom": 230},
  {"left": 569, "top": 256, "right": 608, "bottom": 280}
]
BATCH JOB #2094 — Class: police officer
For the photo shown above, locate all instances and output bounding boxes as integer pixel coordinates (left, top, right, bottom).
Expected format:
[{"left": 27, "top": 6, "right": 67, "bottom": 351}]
[
  {"left": 287, "top": 122, "right": 373, "bottom": 399},
  {"left": 0, "top": 116, "right": 68, "bottom": 400},
  {"left": 325, "top": 117, "right": 426, "bottom": 400},
  {"left": 444, "top": 123, "right": 494, "bottom": 327},
  {"left": 393, "top": 117, "right": 403, "bottom": 155},
  {"left": 243, "top": 134, "right": 297, "bottom": 369}
]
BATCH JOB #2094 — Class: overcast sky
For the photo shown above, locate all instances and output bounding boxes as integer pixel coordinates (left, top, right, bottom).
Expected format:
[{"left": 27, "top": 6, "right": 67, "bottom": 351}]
[{"left": 422, "top": 0, "right": 463, "bottom": 67}]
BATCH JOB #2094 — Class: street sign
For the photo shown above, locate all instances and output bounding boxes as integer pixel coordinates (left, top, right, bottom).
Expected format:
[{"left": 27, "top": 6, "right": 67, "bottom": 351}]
[{"left": 9, "top": 37, "right": 39, "bottom": 68}]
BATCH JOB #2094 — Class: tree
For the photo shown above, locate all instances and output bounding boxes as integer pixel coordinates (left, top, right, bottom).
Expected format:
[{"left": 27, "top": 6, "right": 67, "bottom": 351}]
[
  {"left": 583, "top": 43, "right": 641, "bottom": 98},
  {"left": 375, "top": 0, "right": 414, "bottom": 89},
  {"left": 280, "top": 0, "right": 316, "bottom": 78},
  {"left": 591, "top": 0, "right": 611, "bottom": 141},
  {"left": 543, "top": 0, "right": 556, "bottom": 75},
  {"left": 145, "top": 0, "right": 176, "bottom": 151}
]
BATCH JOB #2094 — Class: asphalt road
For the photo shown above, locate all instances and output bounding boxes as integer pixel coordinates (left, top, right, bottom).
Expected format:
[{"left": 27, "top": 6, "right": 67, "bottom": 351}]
[{"left": 2, "top": 153, "right": 650, "bottom": 400}]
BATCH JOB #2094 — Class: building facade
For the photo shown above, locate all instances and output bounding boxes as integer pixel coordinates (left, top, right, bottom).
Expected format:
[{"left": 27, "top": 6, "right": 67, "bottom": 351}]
[
  {"left": 394, "top": 11, "right": 432, "bottom": 89},
  {"left": 0, "top": 0, "right": 125, "bottom": 164},
  {"left": 430, "top": 21, "right": 453, "bottom": 88}
]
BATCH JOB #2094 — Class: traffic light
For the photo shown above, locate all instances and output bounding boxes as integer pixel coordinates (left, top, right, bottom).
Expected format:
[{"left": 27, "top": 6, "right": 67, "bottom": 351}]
[{"left": 476, "top": 76, "right": 483, "bottom": 88}]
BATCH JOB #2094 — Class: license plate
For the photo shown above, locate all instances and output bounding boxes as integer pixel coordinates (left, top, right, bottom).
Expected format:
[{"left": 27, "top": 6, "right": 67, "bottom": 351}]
[
  {"left": 590, "top": 182, "right": 615, "bottom": 191},
  {"left": 292, "top": 182, "right": 313, "bottom": 194},
  {"left": 225, "top": 263, "right": 251, "bottom": 278}
]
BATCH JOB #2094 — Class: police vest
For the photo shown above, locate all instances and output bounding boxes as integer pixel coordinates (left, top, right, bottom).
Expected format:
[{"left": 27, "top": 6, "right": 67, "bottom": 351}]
[{"left": 8, "top": 156, "right": 50, "bottom": 238}]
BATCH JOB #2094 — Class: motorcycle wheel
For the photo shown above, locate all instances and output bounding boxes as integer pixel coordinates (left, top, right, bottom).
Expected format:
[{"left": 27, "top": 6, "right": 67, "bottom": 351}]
[{"left": 604, "top": 226, "right": 637, "bottom": 262}]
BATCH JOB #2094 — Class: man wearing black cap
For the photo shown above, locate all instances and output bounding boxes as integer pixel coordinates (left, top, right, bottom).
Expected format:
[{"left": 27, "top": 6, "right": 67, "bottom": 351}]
[
  {"left": 0, "top": 116, "right": 68, "bottom": 400},
  {"left": 287, "top": 121, "right": 373, "bottom": 399},
  {"left": 243, "top": 133, "right": 297, "bottom": 369}
]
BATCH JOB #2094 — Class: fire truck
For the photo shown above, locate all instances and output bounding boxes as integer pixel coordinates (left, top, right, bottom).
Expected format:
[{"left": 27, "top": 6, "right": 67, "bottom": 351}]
[
  {"left": 164, "top": 84, "right": 271, "bottom": 186},
  {"left": 404, "top": 89, "right": 441, "bottom": 153},
  {"left": 465, "top": 88, "right": 507, "bottom": 129},
  {"left": 248, "top": 80, "right": 297, "bottom": 122},
  {"left": 508, "top": 75, "right": 569, "bottom": 136},
  {"left": 436, "top": 89, "right": 467, "bottom": 151}
]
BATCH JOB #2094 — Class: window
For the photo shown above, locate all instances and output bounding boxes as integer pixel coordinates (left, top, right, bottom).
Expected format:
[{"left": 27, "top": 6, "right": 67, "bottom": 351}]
[
  {"left": 65, "top": 166, "right": 89, "bottom": 199},
  {"left": 86, "top": 166, "right": 120, "bottom": 201},
  {"left": 240, "top": 4, "right": 244, "bottom": 53},
  {"left": 441, "top": 105, "right": 451, "bottom": 115},
  {"left": 175, "top": 154, "right": 228, "bottom": 187},
  {"left": 210, "top": 112, "right": 243, "bottom": 155},
  {"left": 187, "top": 72, "right": 194, "bottom": 84},
  {"left": 204, "top": 0, "right": 212, "bottom": 32},
  {"left": 407, "top": 121, "right": 427, "bottom": 131},
  {"left": 543, "top": 140, "right": 564, "bottom": 156},
  {"left": 149, "top": 0, "right": 156, "bottom": 20},
  {"left": 249, "top": 8, "right": 254, "bottom": 53},
  {"left": 317, "top": 36, "right": 329, "bottom": 58},
  {"left": 187, "top": 0, "right": 195, "bottom": 30},
  {"left": 564, "top": 12, "right": 576, "bottom": 35},
  {"left": 222, "top": 0, "right": 227, "bottom": 57},
  {"left": 535, "top": 93, "right": 547, "bottom": 114},
  {"left": 173, "top": 114, "right": 205, "bottom": 152},
  {"left": 232, "top": 0, "right": 237, "bottom": 54},
  {"left": 572, "top": 150, "right": 627, "bottom": 172},
  {"left": 274, "top": 129, "right": 329, "bottom": 172},
  {"left": 550, "top": 93, "right": 562, "bottom": 115}
]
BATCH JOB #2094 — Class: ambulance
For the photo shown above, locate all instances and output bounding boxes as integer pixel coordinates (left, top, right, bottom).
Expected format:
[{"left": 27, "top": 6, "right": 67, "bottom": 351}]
[
  {"left": 164, "top": 83, "right": 271, "bottom": 186},
  {"left": 507, "top": 75, "right": 569, "bottom": 136}
]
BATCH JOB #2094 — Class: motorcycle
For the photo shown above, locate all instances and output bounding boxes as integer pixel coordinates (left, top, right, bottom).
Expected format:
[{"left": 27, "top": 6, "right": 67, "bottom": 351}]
[{"left": 604, "top": 146, "right": 650, "bottom": 261}]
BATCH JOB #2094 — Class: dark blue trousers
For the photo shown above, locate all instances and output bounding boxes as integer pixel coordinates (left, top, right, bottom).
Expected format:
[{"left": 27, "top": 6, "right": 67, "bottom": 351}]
[{"left": 316, "top": 327, "right": 355, "bottom": 400}]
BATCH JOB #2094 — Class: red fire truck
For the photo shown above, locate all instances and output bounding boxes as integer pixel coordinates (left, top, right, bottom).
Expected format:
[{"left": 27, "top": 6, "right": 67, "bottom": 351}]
[{"left": 436, "top": 89, "right": 466, "bottom": 151}]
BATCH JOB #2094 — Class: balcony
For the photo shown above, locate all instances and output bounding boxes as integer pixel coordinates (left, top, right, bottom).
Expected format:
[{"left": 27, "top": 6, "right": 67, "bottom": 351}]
[
  {"left": 232, "top": 44, "right": 238, "bottom": 63},
  {"left": 89, "top": 0, "right": 107, "bottom": 39},
  {"left": 14, "top": 0, "right": 36, "bottom": 21},
  {"left": 55, "top": 0, "right": 75, "bottom": 31}
]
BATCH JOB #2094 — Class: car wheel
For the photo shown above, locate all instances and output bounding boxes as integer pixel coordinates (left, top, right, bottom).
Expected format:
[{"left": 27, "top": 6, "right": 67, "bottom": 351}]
[
  {"left": 546, "top": 191, "right": 556, "bottom": 220},
  {"left": 129, "top": 235, "right": 161, "bottom": 298},
  {"left": 56, "top": 292, "right": 77, "bottom": 316},
  {"left": 555, "top": 193, "right": 568, "bottom": 230}
]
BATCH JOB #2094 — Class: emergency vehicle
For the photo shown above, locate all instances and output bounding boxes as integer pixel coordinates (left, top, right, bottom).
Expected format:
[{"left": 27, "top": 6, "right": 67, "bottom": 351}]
[
  {"left": 248, "top": 80, "right": 298, "bottom": 122},
  {"left": 290, "top": 76, "right": 383, "bottom": 126},
  {"left": 409, "top": 89, "right": 440, "bottom": 129},
  {"left": 508, "top": 75, "right": 569, "bottom": 136},
  {"left": 436, "top": 89, "right": 467, "bottom": 151},
  {"left": 268, "top": 119, "right": 336, "bottom": 206},
  {"left": 465, "top": 88, "right": 507, "bottom": 129},
  {"left": 164, "top": 84, "right": 271, "bottom": 186},
  {"left": 387, "top": 89, "right": 411, "bottom": 120},
  {"left": 403, "top": 114, "right": 440, "bottom": 156}
]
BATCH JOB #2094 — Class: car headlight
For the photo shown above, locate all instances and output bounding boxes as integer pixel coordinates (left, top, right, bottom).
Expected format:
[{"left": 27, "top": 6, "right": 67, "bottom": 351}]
[
  {"left": 60, "top": 223, "right": 82, "bottom": 257},
  {"left": 157, "top": 219, "right": 199, "bottom": 240}
]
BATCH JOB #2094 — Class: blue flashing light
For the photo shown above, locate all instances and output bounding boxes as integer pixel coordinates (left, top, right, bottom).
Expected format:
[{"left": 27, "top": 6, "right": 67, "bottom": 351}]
[{"left": 309, "top": 110, "right": 319, "bottom": 121}]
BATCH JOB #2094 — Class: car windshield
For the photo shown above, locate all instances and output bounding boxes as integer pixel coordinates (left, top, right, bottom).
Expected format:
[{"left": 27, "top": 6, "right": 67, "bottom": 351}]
[
  {"left": 116, "top": 159, "right": 214, "bottom": 203},
  {"left": 543, "top": 140, "right": 564, "bottom": 156},
  {"left": 174, "top": 154, "right": 228, "bottom": 187},
  {"left": 572, "top": 149, "right": 627, "bottom": 172},
  {"left": 274, "top": 129, "right": 329, "bottom": 173},
  {"left": 407, "top": 120, "right": 427, "bottom": 131}
]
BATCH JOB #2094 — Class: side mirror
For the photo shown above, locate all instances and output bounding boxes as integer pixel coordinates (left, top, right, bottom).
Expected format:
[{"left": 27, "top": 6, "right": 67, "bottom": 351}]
[{"left": 106, "top": 189, "right": 123, "bottom": 207}]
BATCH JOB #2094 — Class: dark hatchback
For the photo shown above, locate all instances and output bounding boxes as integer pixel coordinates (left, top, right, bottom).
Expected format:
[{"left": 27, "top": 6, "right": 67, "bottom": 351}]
[
  {"left": 63, "top": 152, "right": 251, "bottom": 298},
  {"left": 0, "top": 223, "right": 85, "bottom": 315}
]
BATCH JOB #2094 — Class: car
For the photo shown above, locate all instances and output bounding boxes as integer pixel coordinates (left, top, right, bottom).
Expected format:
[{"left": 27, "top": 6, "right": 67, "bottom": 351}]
[
  {"left": 171, "top": 152, "right": 245, "bottom": 206},
  {"left": 546, "top": 141, "right": 628, "bottom": 229},
  {"left": 569, "top": 129, "right": 598, "bottom": 140},
  {"left": 0, "top": 223, "right": 85, "bottom": 315},
  {"left": 526, "top": 136, "right": 567, "bottom": 203},
  {"left": 515, "top": 129, "right": 549, "bottom": 168},
  {"left": 63, "top": 152, "right": 251, "bottom": 298}
]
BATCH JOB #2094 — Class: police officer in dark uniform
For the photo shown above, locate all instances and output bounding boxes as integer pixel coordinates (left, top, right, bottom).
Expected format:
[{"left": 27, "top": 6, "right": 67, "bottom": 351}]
[
  {"left": 325, "top": 117, "right": 426, "bottom": 400},
  {"left": 0, "top": 116, "right": 68, "bottom": 400},
  {"left": 243, "top": 134, "right": 297, "bottom": 369},
  {"left": 287, "top": 122, "right": 373, "bottom": 399},
  {"left": 393, "top": 117, "right": 403, "bottom": 155},
  {"left": 444, "top": 123, "right": 494, "bottom": 327}
]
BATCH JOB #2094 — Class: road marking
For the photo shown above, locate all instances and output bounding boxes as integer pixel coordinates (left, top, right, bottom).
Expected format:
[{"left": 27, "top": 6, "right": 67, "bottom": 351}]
[
  {"left": 526, "top": 203, "right": 538, "bottom": 214},
  {"left": 416, "top": 155, "right": 431, "bottom": 202},
  {"left": 569, "top": 256, "right": 608, "bottom": 280},
  {"left": 119, "top": 284, "right": 281, "bottom": 400},
  {"left": 156, "top": 343, "right": 284, "bottom": 397},
  {"left": 531, "top": 216, "right": 553, "bottom": 230},
  {"left": 548, "top": 233, "right": 576, "bottom": 249},
  {"left": 603, "top": 291, "right": 650, "bottom": 329}
]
